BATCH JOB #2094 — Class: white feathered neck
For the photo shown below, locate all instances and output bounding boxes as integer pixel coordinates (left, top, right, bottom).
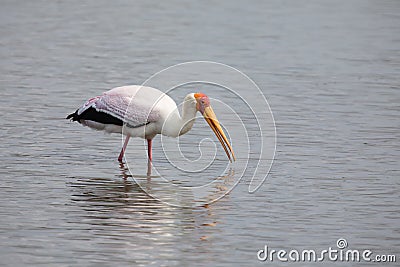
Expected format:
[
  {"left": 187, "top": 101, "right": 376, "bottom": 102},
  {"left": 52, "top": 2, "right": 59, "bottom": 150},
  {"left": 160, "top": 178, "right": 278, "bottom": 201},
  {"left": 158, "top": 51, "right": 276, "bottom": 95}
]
[{"left": 162, "top": 93, "right": 198, "bottom": 137}]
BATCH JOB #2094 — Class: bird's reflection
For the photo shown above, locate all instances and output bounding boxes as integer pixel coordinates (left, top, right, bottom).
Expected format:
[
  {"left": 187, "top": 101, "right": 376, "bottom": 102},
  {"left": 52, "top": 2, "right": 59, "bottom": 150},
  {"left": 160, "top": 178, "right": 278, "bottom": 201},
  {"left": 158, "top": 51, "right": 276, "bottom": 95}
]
[
  {"left": 67, "top": 163, "right": 237, "bottom": 258},
  {"left": 119, "top": 162, "right": 236, "bottom": 208},
  {"left": 119, "top": 162, "right": 131, "bottom": 180},
  {"left": 119, "top": 161, "right": 161, "bottom": 181}
]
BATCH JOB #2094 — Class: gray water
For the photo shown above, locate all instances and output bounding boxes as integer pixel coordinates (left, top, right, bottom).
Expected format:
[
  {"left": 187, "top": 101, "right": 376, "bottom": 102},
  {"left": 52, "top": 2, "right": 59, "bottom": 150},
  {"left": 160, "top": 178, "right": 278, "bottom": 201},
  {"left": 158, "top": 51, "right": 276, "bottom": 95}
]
[{"left": 1, "top": 0, "right": 399, "bottom": 266}]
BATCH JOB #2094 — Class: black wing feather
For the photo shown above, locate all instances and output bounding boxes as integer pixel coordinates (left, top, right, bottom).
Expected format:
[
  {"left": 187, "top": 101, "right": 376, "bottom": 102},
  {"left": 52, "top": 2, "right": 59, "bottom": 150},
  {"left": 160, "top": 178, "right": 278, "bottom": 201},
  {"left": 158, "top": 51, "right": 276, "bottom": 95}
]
[{"left": 66, "top": 107, "right": 123, "bottom": 126}]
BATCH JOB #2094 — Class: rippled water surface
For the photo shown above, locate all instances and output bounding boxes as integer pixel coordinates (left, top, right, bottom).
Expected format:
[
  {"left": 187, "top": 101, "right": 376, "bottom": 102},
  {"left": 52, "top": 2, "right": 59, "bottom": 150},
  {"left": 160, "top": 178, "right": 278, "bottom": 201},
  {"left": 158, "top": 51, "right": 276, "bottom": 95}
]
[{"left": 1, "top": 0, "right": 399, "bottom": 266}]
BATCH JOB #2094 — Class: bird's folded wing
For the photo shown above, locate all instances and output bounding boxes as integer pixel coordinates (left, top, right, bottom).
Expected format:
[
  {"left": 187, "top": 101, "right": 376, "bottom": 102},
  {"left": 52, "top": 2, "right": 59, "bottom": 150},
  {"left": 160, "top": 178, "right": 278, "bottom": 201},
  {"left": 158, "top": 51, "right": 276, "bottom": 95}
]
[{"left": 78, "top": 94, "right": 160, "bottom": 127}]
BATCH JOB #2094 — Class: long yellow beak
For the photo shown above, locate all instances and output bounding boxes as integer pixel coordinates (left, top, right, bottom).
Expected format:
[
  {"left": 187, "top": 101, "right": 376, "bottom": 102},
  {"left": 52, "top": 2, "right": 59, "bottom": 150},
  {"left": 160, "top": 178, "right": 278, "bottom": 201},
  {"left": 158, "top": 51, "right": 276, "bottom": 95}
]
[{"left": 202, "top": 106, "right": 236, "bottom": 162}]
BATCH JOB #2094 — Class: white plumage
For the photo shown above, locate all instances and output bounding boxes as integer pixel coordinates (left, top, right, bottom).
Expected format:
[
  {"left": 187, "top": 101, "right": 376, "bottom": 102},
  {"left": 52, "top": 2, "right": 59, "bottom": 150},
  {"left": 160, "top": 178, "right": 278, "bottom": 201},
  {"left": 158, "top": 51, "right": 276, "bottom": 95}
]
[{"left": 67, "top": 85, "right": 235, "bottom": 165}]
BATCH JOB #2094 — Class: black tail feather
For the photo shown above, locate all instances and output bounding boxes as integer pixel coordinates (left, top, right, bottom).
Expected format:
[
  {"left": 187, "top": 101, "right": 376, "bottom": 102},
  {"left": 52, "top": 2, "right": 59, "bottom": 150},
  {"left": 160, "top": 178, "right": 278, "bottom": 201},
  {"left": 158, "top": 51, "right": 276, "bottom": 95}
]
[
  {"left": 66, "top": 107, "right": 123, "bottom": 126},
  {"left": 66, "top": 109, "right": 79, "bottom": 121}
]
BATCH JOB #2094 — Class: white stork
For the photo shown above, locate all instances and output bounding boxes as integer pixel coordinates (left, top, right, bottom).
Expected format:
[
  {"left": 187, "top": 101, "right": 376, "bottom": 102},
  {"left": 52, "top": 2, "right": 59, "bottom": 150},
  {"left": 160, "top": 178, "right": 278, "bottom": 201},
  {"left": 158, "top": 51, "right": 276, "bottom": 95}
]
[{"left": 67, "top": 85, "right": 235, "bottom": 165}]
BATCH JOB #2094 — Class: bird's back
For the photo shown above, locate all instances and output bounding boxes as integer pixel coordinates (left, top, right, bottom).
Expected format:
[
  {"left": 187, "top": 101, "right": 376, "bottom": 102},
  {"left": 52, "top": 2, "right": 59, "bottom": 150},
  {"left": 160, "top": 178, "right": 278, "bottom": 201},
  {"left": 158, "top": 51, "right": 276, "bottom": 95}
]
[
  {"left": 68, "top": 85, "right": 178, "bottom": 136},
  {"left": 105, "top": 85, "right": 178, "bottom": 121}
]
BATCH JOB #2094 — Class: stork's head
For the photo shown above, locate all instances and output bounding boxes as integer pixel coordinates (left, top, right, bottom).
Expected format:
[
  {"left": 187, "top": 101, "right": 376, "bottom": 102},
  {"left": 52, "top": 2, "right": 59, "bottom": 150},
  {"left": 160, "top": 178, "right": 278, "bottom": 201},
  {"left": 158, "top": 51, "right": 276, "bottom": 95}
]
[{"left": 194, "top": 93, "right": 236, "bottom": 162}]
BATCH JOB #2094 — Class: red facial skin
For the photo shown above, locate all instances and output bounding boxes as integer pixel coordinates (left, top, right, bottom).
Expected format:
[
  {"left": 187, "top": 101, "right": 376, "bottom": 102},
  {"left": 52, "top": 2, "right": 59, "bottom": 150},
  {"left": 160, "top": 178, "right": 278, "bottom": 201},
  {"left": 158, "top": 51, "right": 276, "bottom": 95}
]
[{"left": 194, "top": 93, "right": 210, "bottom": 114}]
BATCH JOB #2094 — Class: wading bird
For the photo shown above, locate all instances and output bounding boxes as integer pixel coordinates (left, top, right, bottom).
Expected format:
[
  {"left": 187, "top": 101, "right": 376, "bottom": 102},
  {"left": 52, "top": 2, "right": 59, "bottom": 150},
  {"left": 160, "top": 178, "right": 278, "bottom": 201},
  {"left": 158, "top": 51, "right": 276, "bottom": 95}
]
[{"left": 67, "top": 85, "right": 235, "bottom": 166}]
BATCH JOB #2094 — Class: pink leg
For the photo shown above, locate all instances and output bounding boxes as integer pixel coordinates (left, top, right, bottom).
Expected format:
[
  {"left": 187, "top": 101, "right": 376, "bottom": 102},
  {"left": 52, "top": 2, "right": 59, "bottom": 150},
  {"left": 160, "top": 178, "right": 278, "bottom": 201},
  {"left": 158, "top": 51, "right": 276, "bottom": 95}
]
[
  {"left": 118, "top": 135, "right": 130, "bottom": 162},
  {"left": 147, "top": 139, "right": 152, "bottom": 176},
  {"left": 147, "top": 139, "right": 152, "bottom": 161}
]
